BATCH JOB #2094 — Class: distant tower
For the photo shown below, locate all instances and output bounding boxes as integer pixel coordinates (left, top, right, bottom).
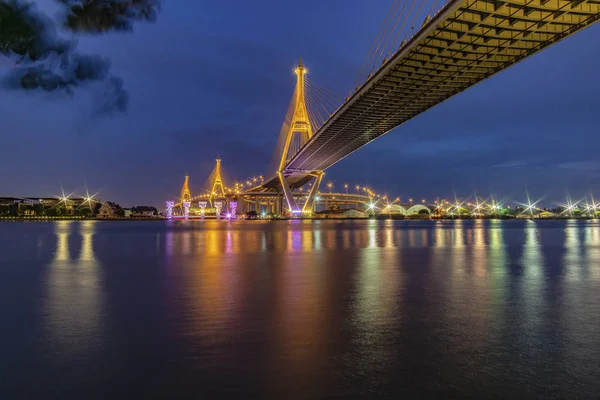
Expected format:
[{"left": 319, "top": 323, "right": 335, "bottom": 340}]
[
  {"left": 181, "top": 175, "right": 191, "bottom": 202},
  {"left": 210, "top": 157, "right": 226, "bottom": 205}
]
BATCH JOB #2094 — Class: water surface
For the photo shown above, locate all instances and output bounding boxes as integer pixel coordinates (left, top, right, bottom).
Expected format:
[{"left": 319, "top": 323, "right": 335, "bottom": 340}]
[{"left": 1, "top": 220, "right": 600, "bottom": 399}]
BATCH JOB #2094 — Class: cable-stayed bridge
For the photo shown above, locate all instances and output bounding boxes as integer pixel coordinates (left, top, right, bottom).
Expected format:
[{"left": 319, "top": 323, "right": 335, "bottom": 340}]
[
  {"left": 259, "top": 0, "right": 600, "bottom": 213},
  {"left": 170, "top": 0, "right": 600, "bottom": 217}
]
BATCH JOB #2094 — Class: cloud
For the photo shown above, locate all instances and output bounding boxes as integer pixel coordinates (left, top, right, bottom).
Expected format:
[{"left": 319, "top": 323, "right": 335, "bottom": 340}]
[
  {"left": 493, "top": 160, "right": 531, "bottom": 168},
  {"left": 558, "top": 161, "right": 600, "bottom": 171}
]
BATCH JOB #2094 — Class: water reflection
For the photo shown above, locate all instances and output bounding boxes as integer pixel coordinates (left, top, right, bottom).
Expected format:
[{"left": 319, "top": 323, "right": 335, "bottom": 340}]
[
  {"left": 450, "top": 220, "right": 467, "bottom": 279},
  {"left": 520, "top": 221, "right": 544, "bottom": 337},
  {"left": 472, "top": 219, "right": 487, "bottom": 278},
  {"left": 8, "top": 220, "right": 600, "bottom": 398},
  {"left": 523, "top": 221, "right": 543, "bottom": 278},
  {"left": 272, "top": 248, "right": 329, "bottom": 385},
  {"left": 564, "top": 222, "right": 583, "bottom": 281},
  {"left": 367, "top": 222, "right": 377, "bottom": 248},
  {"left": 351, "top": 236, "right": 402, "bottom": 388},
  {"left": 44, "top": 221, "right": 103, "bottom": 362},
  {"left": 486, "top": 220, "right": 508, "bottom": 336},
  {"left": 584, "top": 222, "right": 600, "bottom": 279}
]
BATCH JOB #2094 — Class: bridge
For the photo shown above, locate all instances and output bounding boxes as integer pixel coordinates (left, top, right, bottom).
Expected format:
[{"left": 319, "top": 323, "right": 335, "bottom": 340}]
[
  {"left": 167, "top": 157, "right": 396, "bottom": 218},
  {"left": 168, "top": 0, "right": 600, "bottom": 218}
]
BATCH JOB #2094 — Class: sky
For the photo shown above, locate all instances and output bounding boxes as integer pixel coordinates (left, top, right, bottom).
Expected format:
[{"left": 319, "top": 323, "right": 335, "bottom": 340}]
[{"left": 1, "top": 0, "right": 600, "bottom": 207}]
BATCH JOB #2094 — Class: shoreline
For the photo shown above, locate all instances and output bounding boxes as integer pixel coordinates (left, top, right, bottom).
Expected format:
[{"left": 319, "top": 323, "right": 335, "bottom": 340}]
[{"left": 0, "top": 216, "right": 597, "bottom": 222}]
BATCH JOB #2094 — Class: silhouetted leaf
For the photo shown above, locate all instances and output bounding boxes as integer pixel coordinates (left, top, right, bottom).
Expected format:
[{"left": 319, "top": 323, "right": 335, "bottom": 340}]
[
  {"left": 0, "top": 0, "right": 159, "bottom": 114},
  {"left": 59, "top": 0, "right": 160, "bottom": 34}
]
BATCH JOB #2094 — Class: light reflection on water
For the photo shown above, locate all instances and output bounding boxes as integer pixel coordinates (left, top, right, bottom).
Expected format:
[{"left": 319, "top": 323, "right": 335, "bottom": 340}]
[
  {"left": 1, "top": 220, "right": 600, "bottom": 398},
  {"left": 44, "top": 221, "right": 104, "bottom": 363}
]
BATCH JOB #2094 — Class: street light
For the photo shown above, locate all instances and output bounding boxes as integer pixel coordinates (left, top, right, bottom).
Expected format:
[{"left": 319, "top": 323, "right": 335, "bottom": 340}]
[
  {"left": 327, "top": 182, "right": 333, "bottom": 193},
  {"left": 344, "top": 184, "right": 348, "bottom": 194}
]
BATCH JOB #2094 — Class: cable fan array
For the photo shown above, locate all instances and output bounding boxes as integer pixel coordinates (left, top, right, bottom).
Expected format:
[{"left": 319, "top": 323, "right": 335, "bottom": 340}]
[
  {"left": 351, "top": 0, "right": 447, "bottom": 94},
  {"left": 304, "top": 77, "right": 344, "bottom": 132}
]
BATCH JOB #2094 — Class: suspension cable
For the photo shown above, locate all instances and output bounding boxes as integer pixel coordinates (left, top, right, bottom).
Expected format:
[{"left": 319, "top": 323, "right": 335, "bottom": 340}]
[
  {"left": 401, "top": 0, "right": 428, "bottom": 44},
  {"left": 388, "top": 0, "right": 420, "bottom": 57},
  {"left": 351, "top": 0, "right": 399, "bottom": 93},
  {"left": 362, "top": 0, "right": 403, "bottom": 82}
]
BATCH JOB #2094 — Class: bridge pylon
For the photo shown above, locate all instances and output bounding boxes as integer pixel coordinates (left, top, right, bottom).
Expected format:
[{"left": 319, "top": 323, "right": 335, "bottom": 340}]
[
  {"left": 302, "top": 171, "right": 324, "bottom": 213},
  {"left": 210, "top": 157, "right": 226, "bottom": 206},
  {"left": 277, "top": 58, "right": 323, "bottom": 214},
  {"left": 180, "top": 175, "right": 191, "bottom": 202}
]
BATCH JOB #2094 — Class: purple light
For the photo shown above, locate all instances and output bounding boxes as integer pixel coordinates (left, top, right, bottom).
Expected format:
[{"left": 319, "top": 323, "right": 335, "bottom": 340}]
[{"left": 226, "top": 213, "right": 232, "bottom": 219}]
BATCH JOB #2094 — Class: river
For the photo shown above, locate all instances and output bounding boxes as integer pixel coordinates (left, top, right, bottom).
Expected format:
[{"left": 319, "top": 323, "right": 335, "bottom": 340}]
[{"left": 1, "top": 219, "right": 599, "bottom": 398}]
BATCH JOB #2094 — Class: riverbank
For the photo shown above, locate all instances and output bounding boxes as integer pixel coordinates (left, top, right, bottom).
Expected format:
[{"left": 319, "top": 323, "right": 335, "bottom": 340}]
[
  {"left": 0, "top": 216, "right": 166, "bottom": 221},
  {"left": 1, "top": 215, "right": 597, "bottom": 222}
]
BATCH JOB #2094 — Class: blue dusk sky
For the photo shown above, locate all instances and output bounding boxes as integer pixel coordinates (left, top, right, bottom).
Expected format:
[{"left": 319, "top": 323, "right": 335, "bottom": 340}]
[{"left": 1, "top": 0, "right": 600, "bottom": 207}]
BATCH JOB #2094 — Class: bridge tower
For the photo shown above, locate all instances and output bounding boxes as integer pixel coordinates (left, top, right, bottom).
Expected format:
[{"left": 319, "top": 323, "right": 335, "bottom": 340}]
[
  {"left": 180, "top": 175, "right": 191, "bottom": 202},
  {"left": 279, "top": 58, "right": 313, "bottom": 170},
  {"left": 210, "top": 157, "right": 226, "bottom": 206},
  {"left": 278, "top": 58, "right": 323, "bottom": 215}
]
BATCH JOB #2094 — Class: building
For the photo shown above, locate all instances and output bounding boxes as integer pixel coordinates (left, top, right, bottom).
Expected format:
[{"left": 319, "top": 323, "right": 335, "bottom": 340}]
[
  {"left": 340, "top": 209, "right": 366, "bottom": 218},
  {"left": 0, "top": 197, "right": 21, "bottom": 206},
  {"left": 0, "top": 197, "right": 62, "bottom": 216},
  {"left": 96, "top": 201, "right": 118, "bottom": 219},
  {"left": 131, "top": 206, "right": 158, "bottom": 217},
  {"left": 21, "top": 197, "right": 61, "bottom": 207},
  {"left": 539, "top": 211, "right": 557, "bottom": 219},
  {"left": 315, "top": 208, "right": 366, "bottom": 219}
]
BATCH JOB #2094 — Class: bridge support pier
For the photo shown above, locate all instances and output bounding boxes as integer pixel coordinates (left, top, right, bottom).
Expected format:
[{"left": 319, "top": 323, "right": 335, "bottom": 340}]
[
  {"left": 230, "top": 201, "right": 237, "bottom": 219},
  {"left": 166, "top": 201, "right": 174, "bottom": 219},
  {"left": 215, "top": 201, "right": 223, "bottom": 220},
  {"left": 183, "top": 201, "right": 190, "bottom": 220},
  {"left": 303, "top": 171, "right": 323, "bottom": 214},
  {"left": 278, "top": 171, "right": 300, "bottom": 216},
  {"left": 199, "top": 201, "right": 207, "bottom": 220}
]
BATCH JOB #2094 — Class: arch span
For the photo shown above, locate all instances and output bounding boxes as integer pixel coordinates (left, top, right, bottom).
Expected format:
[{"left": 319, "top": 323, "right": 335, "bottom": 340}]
[
  {"left": 407, "top": 204, "right": 431, "bottom": 215},
  {"left": 385, "top": 204, "right": 407, "bottom": 215}
]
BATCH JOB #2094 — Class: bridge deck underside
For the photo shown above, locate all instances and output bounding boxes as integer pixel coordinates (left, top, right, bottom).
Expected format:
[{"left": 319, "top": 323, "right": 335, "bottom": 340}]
[
  {"left": 283, "top": 0, "right": 600, "bottom": 173},
  {"left": 250, "top": 174, "right": 313, "bottom": 192}
]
